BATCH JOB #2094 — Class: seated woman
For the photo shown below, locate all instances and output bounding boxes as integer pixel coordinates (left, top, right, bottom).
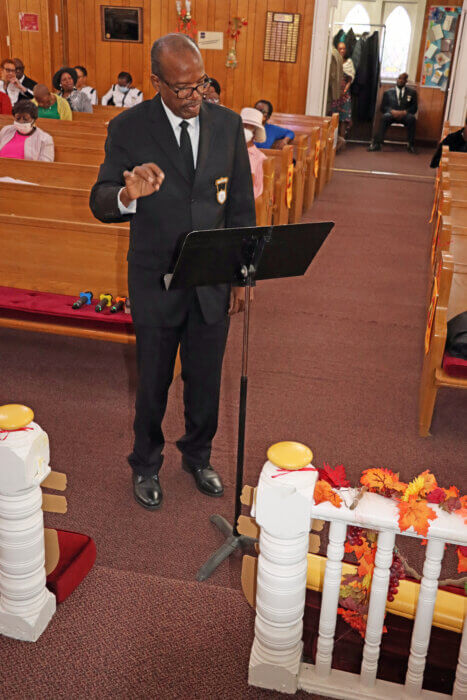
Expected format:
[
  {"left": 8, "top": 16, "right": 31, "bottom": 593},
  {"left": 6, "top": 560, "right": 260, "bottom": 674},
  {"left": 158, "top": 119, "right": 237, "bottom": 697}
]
[
  {"left": 32, "top": 84, "right": 72, "bottom": 120},
  {"left": 254, "top": 99, "right": 294, "bottom": 149},
  {"left": 0, "top": 99, "right": 54, "bottom": 161},
  {"left": 101, "top": 72, "right": 143, "bottom": 108},
  {"left": 52, "top": 67, "right": 93, "bottom": 113},
  {"left": 240, "top": 107, "right": 267, "bottom": 199},
  {"left": 74, "top": 65, "right": 98, "bottom": 106}
]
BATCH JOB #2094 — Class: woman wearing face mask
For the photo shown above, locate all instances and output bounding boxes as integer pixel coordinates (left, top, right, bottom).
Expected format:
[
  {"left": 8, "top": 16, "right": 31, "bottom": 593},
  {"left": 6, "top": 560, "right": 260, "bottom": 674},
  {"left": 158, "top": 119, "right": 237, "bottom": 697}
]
[
  {"left": 0, "top": 99, "right": 54, "bottom": 161},
  {"left": 240, "top": 107, "right": 267, "bottom": 200},
  {"left": 52, "top": 67, "right": 93, "bottom": 113},
  {"left": 101, "top": 71, "right": 143, "bottom": 108}
]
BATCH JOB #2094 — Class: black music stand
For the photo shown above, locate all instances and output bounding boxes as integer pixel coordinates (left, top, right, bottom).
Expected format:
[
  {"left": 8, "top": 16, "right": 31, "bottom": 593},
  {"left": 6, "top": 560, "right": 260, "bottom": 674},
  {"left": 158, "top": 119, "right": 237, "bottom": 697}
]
[{"left": 164, "top": 221, "right": 334, "bottom": 581}]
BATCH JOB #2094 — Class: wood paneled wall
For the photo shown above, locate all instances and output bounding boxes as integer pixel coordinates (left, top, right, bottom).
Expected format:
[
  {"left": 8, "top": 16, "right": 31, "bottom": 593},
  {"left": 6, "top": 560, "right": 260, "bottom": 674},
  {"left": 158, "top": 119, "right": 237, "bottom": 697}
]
[
  {"left": 1, "top": 0, "right": 315, "bottom": 114},
  {"left": 3, "top": 0, "right": 53, "bottom": 84}
]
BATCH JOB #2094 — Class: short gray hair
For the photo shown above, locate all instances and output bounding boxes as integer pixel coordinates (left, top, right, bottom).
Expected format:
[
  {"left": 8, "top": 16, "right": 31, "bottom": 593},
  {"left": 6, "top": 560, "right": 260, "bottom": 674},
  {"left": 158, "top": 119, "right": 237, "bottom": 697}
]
[{"left": 150, "top": 33, "right": 201, "bottom": 79}]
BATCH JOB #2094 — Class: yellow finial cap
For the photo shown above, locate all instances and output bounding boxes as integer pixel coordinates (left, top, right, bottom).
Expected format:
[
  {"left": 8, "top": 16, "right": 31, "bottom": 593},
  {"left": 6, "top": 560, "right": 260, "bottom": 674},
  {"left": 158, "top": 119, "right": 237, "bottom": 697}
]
[
  {"left": 0, "top": 404, "right": 34, "bottom": 431},
  {"left": 267, "top": 441, "right": 313, "bottom": 470}
]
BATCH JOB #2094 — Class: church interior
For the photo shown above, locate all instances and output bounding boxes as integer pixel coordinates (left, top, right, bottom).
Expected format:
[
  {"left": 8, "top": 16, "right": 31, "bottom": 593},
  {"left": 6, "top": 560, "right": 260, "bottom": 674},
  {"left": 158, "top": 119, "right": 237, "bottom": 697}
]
[{"left": 0, "top": 0, "right": 466, "bottom": 698}]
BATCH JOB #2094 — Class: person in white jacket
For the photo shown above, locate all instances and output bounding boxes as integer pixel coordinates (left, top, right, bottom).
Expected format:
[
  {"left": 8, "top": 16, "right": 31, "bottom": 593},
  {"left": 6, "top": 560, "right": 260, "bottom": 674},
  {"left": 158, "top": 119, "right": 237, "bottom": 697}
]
[
  {"left": 0, "top": 99, "right": 54, "bottom": 161},
  {"left": 101, "top": 71, "right": 143, "bottom": 108},
  {"left": 74, "top": 65, "right": 98, "bottom": 106}
]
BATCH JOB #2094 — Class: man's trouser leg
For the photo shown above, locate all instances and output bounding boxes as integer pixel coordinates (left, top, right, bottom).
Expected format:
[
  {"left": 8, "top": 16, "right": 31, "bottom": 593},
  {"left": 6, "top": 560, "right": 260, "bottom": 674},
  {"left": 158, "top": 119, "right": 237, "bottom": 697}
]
[
  {"left": 402, "top": 113, "right": 416, "bottom": 146},
  {"left": 375, "top": 113, "right": 393, "bottom": 145},
  {"left": 129, "top": 324, "right": 181, "bottom": 477},
  {"left": 176, "top": 294, "right": 230, "bottom": 469}
]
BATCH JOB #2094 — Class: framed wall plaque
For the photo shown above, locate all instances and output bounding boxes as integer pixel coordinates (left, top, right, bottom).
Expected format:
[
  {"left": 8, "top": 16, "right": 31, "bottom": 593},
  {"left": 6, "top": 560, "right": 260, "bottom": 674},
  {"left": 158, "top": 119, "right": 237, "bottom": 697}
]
[
  {"left": 101, "top": 6, "right": 143, "bottom": 43},
  {"left": 264, "top": 12, "right": 301, "bottom": 63}
]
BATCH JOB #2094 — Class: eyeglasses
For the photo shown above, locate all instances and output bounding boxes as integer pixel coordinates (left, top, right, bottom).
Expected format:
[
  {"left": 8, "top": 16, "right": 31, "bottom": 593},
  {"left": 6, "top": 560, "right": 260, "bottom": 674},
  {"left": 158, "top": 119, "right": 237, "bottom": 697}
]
[
  {"left": 3, "top": 67, "right": 16, "bottom": 73},
  {"left": 162, "top": 75, "right": 210, "bottom": 99}
]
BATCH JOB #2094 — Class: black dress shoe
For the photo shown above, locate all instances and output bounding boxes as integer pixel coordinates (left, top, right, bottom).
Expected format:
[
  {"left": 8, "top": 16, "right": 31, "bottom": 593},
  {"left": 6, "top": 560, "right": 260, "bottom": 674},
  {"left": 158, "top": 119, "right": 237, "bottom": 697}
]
[
  {"left": 133, "top": 473, "right": 163, "bottom": 510},
  {"left": 367, "top": 142, "right": 381, "bottom": 152},
  {"left": 407, "top": 144, "right": 416, "bottom": 154},
  {"left": 181, "top": 457, "right": 224, "bottom": 497}
]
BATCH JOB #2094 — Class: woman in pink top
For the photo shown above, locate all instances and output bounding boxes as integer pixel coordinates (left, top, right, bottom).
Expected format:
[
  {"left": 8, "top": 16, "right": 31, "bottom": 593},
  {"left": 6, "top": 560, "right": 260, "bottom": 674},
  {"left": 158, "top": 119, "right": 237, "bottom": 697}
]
[
  {"left": 240, "top": 107, "right": 267, "bottom": 199},
  {"left": 0, "top": 99, "right": 54, "bottom": 161}
]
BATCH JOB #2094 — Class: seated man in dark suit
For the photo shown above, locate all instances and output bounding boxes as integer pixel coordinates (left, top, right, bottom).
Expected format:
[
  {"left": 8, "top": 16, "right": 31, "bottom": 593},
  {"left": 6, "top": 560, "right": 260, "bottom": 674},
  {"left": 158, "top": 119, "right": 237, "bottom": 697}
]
[
  {"left": 430, "top": 114, "right": 467, "bottom": 168},
  {"left": 368, "top": 73, "right": 418, "bottom": 153}
]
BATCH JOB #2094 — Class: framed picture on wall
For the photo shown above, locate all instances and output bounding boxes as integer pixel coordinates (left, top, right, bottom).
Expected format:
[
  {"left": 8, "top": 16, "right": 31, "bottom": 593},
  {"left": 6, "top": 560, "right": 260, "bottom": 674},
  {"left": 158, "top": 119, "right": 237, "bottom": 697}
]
[{"left": 101, "top": 6, "right": 143, "bottom": 43}]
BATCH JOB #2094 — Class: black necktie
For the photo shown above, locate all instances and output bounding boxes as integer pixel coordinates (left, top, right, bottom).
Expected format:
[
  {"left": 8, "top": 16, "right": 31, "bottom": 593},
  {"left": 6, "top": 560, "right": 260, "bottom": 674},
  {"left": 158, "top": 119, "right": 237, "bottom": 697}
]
[{"left": 179, "top": 120, "right": 195, "bottom": 182}]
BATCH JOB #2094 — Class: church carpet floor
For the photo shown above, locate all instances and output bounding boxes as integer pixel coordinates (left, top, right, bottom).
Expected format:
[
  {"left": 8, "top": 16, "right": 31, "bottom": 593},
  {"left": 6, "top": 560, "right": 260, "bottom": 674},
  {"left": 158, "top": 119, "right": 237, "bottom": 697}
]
[{"left": 0, "top": 147, "right": 464, "bottom": 697}]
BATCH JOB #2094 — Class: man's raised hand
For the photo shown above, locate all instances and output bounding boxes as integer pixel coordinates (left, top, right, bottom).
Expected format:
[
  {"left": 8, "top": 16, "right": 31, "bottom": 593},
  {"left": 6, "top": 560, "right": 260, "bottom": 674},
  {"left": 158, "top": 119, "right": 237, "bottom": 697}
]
[{"left": 121, "top": 163, "right": 165, "bottom": 205}]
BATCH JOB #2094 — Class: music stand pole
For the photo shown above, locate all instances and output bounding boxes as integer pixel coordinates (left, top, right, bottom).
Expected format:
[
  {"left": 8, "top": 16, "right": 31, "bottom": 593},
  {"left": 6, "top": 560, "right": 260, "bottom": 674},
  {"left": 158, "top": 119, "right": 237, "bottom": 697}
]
[{"left": 196, "top": 265, "right": 257, "bottom": 582}]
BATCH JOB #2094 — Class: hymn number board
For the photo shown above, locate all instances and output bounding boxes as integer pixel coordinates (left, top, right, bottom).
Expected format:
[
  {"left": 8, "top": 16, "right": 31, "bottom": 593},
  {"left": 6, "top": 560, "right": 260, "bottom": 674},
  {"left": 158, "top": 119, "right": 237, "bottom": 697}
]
[{"left": 264, "top": 12, "right": 301, "bottom": 63}]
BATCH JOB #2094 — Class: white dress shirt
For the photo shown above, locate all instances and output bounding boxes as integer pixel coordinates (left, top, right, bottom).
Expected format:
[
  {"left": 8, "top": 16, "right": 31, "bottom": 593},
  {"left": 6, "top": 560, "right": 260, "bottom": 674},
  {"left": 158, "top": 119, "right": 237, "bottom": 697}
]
[
  {"left": 118, "top": 97, "right": 200, "bottom": 214},
  {"left": 396, "top": 86, "right": 405, "bottom": 105}
]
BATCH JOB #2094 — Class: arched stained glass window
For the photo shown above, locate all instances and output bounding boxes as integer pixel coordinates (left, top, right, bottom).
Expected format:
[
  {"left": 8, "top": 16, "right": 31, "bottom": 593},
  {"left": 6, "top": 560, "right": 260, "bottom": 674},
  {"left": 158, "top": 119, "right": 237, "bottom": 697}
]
[
  {"left": 381, "top": 6, "right": 412, "bottom": 79},
  {"left": 343, "top": 4, "right": 371, "bottom": 33}
]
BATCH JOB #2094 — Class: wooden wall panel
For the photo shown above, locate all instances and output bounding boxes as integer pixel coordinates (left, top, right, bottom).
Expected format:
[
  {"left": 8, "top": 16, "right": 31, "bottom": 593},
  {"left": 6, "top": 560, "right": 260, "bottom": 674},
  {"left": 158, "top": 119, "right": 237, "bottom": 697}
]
[
  {"left": 0, "top": 0, "right": 9, "bottom": 61},
  {"left": 4, "top": 0, "right": 52, "bottom": 84},
  {"left": 1, "top": 0, "right": 314, "bottom": 113}
]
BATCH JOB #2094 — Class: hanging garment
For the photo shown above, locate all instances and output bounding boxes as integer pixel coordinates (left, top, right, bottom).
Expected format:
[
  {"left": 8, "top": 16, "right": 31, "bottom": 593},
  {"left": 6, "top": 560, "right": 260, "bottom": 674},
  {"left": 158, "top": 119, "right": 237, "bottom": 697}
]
[
  {"left": 345, "top": 28, "right": 357, "bottom": 59},
  {"left": 328, "top": 47, "right": 344, "bottom": 108}
]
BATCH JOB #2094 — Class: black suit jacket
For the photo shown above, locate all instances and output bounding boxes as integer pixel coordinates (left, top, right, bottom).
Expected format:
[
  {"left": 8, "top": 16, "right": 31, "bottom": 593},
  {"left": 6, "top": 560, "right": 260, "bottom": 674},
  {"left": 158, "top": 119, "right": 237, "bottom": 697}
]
[
  {"left": 90, "top": 95, "right": 256, "bottom": 326},
  {"left": 17, "top": 75, "right": 37, "bottom": 101},
  {"left": 381, "top": 86, "right": 418, "bottom": 115}
]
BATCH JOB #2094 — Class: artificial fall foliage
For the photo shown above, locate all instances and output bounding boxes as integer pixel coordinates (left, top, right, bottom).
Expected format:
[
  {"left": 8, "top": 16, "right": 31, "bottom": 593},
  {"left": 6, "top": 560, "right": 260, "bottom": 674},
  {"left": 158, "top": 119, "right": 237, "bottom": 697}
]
[
  {"left": 313, "top": 479, "right": 342, "bottom": 508},
  {"left": 311, "top": 462, "right": 466, "bottom": 637}
]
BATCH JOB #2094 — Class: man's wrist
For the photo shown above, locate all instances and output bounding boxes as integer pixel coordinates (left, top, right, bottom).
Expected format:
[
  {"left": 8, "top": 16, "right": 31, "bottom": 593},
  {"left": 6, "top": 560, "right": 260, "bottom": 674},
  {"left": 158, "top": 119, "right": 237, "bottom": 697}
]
[{"left": 120, "top": 187, "right": 134, "bottom": 207}]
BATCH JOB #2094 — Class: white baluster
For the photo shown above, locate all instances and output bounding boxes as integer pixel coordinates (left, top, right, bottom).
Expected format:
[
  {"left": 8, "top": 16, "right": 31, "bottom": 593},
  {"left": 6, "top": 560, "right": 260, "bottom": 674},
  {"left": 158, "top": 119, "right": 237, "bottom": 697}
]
[
  {"left": 0, "top": 416, "right": 56, "bottom": 642},
  {"left": 453, "top": 609, "right": 467, "bottom": 699},
  {"left": 405, "top": 537, "right": 445, "bottom": 696},
  {"left": 315, "top": 520, "right": 347, "bottom": 677},
  {"left": 360, "top": 529, "right": 395, "bottom": 686},
  {"left": 249, "top": 454, "right": 316, "bottom": 694}
]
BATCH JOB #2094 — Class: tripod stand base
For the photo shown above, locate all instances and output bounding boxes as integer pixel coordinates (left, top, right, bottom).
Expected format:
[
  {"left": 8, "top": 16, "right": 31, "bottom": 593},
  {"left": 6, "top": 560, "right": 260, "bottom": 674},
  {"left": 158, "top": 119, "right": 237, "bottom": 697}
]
[{"left": 196, "top": 514, "right": 257, "bottom": 582}]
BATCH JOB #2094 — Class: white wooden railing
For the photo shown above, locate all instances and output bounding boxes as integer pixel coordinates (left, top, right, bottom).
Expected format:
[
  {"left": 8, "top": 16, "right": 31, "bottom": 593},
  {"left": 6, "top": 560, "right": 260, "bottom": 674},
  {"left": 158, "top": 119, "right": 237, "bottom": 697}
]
[{"left": 248, "top": 453, "right": 467, "bottom": 698}]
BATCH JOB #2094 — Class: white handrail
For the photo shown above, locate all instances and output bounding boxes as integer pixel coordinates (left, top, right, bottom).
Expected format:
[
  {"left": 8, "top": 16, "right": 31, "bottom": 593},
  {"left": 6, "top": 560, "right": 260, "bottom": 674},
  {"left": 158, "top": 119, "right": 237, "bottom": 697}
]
[{"left": 249, "top": 455, "right": 467, "bottom": 699}]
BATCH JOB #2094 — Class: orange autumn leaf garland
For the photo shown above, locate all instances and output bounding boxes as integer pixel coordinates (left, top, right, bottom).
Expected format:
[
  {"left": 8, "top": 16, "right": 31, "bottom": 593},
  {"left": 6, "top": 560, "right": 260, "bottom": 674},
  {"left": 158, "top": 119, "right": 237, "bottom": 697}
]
[
  {"left": 397, "top": 498, "right": 437, "bottom": 537},
  {"left": 314, "top": 479, "right": 342, "bottom": 508},
  {"left": 311, "top": 463, "right": 466, "bottom": 638}
]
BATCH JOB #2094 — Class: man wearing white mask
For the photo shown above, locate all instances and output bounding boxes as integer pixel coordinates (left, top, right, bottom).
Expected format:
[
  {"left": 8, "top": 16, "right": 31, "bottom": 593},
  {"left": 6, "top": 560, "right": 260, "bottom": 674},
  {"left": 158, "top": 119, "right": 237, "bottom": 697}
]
[
  {"left": 101, "top": 71, "right": 143, "bottom": 108},
  {"left": 240, "top": 107, "right": 267, "bottom": 199},
  {"left": 0, "top": 99, "right": 54, "bottom": 161}
]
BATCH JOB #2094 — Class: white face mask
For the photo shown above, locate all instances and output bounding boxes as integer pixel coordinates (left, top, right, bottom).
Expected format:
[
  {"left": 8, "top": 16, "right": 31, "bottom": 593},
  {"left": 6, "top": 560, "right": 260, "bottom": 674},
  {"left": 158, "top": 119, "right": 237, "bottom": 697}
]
[
  {"left": 14, "top": 120, "right": 34, "bottom": 134},
  {"left": 118, "top": 85, "right": 130, "bottom": 93},
  {"left": 244, "top": 127, "right": 254, "bottom": 143}
]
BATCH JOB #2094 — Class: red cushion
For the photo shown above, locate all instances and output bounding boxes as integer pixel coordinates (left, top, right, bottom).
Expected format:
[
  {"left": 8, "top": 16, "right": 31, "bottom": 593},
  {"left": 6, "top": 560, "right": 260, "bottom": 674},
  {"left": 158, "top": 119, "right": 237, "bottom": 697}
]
[
  {"left": 443, "top": 352, "right": 467, "bottom": 379},
  {"left": 0, "top": 287, "right": 133, "bottom": 324},
  {"left": 46, "top": 530, "right": 96, "bottom": 604}
]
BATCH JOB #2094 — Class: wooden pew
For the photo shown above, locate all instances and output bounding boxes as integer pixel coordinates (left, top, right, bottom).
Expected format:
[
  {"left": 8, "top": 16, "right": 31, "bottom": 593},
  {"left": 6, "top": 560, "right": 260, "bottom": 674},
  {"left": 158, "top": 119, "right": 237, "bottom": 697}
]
[
  {"left": 260, "top": 145, "right": 293, "bottom": 226},
  {"left": 419, "top": 250, "right": 467, "bottom": 436},
  {"left": 254, "top": 157, "right": 275, "bottom": 226},
  {"left": 0, "top": 180, "right": 98, "bottom": 223},
  {"left": 271, "top": 115, "right": 330, "bottom": 197},
  {"left": 0, "top": 114, "right": 108, "bottom": 135},
  {"left": 0, "top": 157, "right": 98, "bottom": 188},
  {"left": 0, "top": 213, "right": 133, "bottom": 343},
  {"left": 289, "top": 134, "right": 307, "bottom": 223},
  {"left": 271, "top": 113, "right": 339, "bottom": 191},
  {"left": 433, "top": 214, "right": 467, "bottom": 266},
  {"left": 54, "top": 145, "right": 104, "bottom": 166}
]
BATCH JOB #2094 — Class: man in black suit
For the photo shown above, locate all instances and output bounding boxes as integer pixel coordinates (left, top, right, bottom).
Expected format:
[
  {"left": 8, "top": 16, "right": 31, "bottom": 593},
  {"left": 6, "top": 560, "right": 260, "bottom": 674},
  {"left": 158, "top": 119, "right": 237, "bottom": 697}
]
[
  {"left": 90, "top": 34, "right": 255, "bottom": 511},
  {"left": 368, "top": 73, "right": 418, "bottom": 153},
  {"left": 13, "top": 58, "right": 36, "bottom": 100}
]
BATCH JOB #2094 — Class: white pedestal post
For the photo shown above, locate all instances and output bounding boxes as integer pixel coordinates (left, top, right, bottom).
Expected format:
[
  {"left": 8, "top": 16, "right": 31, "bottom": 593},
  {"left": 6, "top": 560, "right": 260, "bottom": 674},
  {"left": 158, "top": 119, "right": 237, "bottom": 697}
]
[
  {"left": 248, "top": 449, "right": 317, "bottom": 694},
  {"left": 0, "top": 417, "right": 56, "bottom": 641}
]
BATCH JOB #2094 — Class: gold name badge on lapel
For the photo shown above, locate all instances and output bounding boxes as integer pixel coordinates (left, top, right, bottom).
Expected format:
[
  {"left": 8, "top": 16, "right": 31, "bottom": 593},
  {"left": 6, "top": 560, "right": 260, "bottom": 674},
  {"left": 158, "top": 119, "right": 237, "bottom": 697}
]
[{"left": 215, "top": 177, "right": 228, "bottom": 204}]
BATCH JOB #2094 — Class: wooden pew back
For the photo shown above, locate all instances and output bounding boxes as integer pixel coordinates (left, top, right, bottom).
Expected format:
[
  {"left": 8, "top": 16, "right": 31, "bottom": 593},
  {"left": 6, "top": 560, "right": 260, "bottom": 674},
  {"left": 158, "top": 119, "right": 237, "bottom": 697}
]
[
  {"left": 0, "top": 181, "right": 98, "bottom": 223},
  {"left": 260, "top": 145, "right": 293, "bottom": 226},
  {"left": 0, "top": 157, "right": 98, "bottom": 188},
  {"left": 255, "top": 156, "right": 275, "bottom": 226}
]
